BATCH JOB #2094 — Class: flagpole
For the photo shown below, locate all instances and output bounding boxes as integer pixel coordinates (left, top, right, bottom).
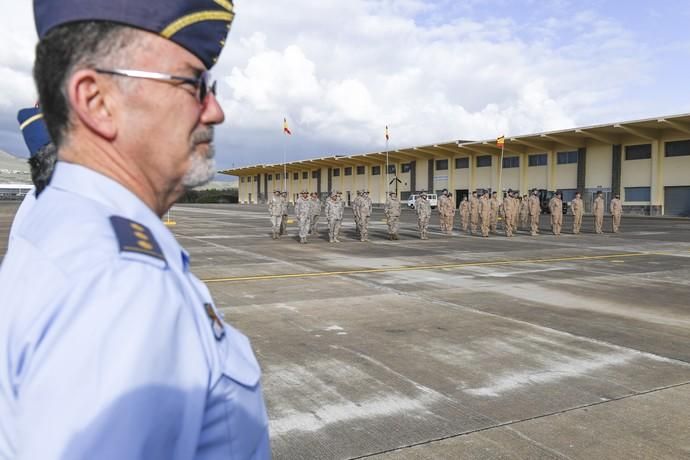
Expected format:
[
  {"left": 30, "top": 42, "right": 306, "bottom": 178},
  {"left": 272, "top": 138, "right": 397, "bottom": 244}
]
[
  {"left": 498, "top": 142, "right": 505, "bottom": 197},
  {"left": 385, "top": 125, "right": 390, "bottom": 195},
  {"left": 283, "top": 118, "right": 288, "bottom": 193}
]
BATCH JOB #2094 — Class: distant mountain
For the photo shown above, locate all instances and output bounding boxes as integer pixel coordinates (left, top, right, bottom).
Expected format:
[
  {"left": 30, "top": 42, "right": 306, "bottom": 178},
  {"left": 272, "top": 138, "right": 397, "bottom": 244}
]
[{"left": 0, "top": 150, "right": 31, "bottom": 185}]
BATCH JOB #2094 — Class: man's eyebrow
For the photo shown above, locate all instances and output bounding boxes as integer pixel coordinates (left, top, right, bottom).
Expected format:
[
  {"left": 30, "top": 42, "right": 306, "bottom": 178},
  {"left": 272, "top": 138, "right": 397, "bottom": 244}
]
[{"left": 177, "top": 62, "right": 204, "bottom": 77}]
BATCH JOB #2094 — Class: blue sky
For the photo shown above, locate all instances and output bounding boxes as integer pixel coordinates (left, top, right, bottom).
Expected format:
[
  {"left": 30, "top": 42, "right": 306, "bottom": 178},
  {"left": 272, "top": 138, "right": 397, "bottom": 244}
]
[{"left": 0, "top": 0, "right": 689, "bottom": 173}]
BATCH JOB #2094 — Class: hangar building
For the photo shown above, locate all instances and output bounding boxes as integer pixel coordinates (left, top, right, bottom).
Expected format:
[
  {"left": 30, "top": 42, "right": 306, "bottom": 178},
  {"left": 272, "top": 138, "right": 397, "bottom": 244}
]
[{"left": 222, "top": 113, "right": 690, "bottom": 216}]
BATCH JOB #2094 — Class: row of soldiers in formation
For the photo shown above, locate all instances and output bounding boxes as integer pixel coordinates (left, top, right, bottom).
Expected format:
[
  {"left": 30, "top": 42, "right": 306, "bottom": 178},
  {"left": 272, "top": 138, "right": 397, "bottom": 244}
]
[{"left": 268, "top": 188, "right": 624, "bottom": 243}]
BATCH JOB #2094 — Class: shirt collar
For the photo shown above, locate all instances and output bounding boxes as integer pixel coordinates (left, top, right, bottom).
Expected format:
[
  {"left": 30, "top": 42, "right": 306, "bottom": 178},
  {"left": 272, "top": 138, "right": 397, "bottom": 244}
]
[{"left": 49, "top": 161, "right": 188, "bottom": 271}]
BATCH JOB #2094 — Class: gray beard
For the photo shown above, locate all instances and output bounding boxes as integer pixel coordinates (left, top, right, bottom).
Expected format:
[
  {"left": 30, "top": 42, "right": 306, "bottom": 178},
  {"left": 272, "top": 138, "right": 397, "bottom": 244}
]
[{"left": 182, "top": 144, "right": 216, "bottom": 188}]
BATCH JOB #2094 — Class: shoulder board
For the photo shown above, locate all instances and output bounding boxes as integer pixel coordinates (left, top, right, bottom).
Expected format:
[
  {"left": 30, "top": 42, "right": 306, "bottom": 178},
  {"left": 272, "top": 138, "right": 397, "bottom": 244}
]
[{"left": 109, "top": 216, "right": 167, "bottom": 265}]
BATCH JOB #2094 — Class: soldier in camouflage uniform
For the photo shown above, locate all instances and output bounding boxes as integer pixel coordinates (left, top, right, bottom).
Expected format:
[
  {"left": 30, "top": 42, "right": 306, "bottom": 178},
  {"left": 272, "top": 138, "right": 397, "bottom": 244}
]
[
  {"left": 352, "top": 190, "right": 362, "bottom": 237},
  {"left": 279, "top": 191, "right": 289, "bottom": 236},
  {"left": 469, "top": 191, "right": 480, "bottom": 235},
  {"left": 519, "top": 195, "right": 529, "bottom": 231},
  {"left": 309, "top": 192, "right": 322, "bottom": 236},
  {"left": 571, "top": 191, "right": 584, "bottom": 234},
  {"left": 459, "top": 196, "right": 470, "bottom": 232},
  {"left": 503, "top": 190, "right": 517, "bottom": 237},
  {"left": 326, "top": 191, "right": 344, "bottom": 243},
  {"left": 416, "top": 191, "right": 432, "bottom": 240},
  {"left": 336, "top": 191, "right": 345, "bottom": 240},
  {"left": 438, "top": 189, "right": 454, "bottom": 234},
  {"left": 528, "top": 189, "right": 541, "bottom": 236},
  {"left": 295, "top": 190, "right": 311, "bottom": 243},
  {"left": 490, "top": 191, "right": 500, "bottom": 234},
  {"left": 268, "top": 190, "right": 282, "bottom": 239},
  {"left": 385, "top": 191, "right": 401, "bottom": 240},
  {"left": 359, "top": 190, "right": 372, "bottom": 242},
  {"left": 479, "top": 190, "right": 491, "bottom": 237}
]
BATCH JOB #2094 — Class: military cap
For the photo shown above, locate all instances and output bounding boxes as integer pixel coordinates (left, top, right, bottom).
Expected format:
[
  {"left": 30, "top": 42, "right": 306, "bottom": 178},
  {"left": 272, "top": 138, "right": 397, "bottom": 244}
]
[
  {"left": 17, "top": 107, "right": 52, "bottom": 157},
  {"left": 34, "top": 0, "right": 235, "bottom": 69}
]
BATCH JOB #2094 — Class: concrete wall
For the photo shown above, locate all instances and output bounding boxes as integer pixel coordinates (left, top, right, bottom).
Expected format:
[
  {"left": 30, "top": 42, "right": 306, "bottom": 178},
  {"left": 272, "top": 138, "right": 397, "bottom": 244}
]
[
  {"left": 527, "top": 164, "right": 547, "bottom": 189},
  {"left": 555, "top": 163, "right": 578, "bottom": 190},
  {"left": 663, "top": 134, "right": 690, "bottom": 187},
  {"left": 585, "top": 142, "right": 612, "bottom": 189}
]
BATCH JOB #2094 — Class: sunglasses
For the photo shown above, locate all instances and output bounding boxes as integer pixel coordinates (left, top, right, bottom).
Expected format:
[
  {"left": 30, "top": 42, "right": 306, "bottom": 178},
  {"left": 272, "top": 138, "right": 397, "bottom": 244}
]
[{"left": 95, "top": 68, "right": 217, "bottom": 104}]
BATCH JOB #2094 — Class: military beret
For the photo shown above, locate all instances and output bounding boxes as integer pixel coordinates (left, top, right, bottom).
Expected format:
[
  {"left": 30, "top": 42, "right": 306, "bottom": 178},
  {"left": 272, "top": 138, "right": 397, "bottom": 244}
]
[
  {"left": 34, "top": 0, "right": 235, "bottom": 69},
  {"left": 17, "top": 107, "right": 52, "bottom": 157}
]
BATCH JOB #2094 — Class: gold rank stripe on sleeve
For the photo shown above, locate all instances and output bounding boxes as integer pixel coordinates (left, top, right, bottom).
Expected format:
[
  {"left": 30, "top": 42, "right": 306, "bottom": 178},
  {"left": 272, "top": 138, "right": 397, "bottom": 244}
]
[
  {"left": 161, "top": 10, "right": 235, "bottom": 38},
  {"left": 19, "top": 113, "right": 44, "bottom": 131}
]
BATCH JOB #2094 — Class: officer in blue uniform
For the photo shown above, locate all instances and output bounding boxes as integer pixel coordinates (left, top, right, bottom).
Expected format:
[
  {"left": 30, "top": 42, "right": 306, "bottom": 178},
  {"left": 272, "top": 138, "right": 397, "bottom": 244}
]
[
  {"left": 8, "top": 106, "right": 57, "bottom": 248},
  {"left": 0, "top": 1, "right": 270, "bottom": 459}
]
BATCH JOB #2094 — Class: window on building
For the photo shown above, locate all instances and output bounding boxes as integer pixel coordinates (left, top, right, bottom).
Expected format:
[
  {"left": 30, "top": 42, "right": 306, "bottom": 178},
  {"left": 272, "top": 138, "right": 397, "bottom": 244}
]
[
  {"left": 267, "top": 174, "right": 272, "bottom": 181},
  {"left": 528, "top": 153, "right": 548, "bottom": 167},
  {"left": 625, "top": 186, "right": 651, "bottom": 201},
  {"left": 356, "top": 165, "right": 366, "bottom": 175},
  {"left": 255, "top": 175, "right": 260, "bottom": 183},
  {"left": 665, "top": 139, "right": 690, "bottom": 157},
  {"left": 276, "top": 173, "right": 281, "bottom": 181},
  {"left": 476, "top": 155, "right": 492, "bottom": 167},
  {"left": 401, "top": 163, "right": 412, "bottom": 173},
  {"left": 387, "top": 164, "right": 396, "bottom": 174},
  {"left": 311, "top": 170, "right": 319, "bottom": 179},
  {"left": 502, "top": 157, "right": 519, "bottom": 168},
  {"left": 241, "top": 177, "right": 245, "bottom": 183},
  {"left": 247, "top": 176, "right": 251, "bottom": 183},
  {"left": 302, "top": 171, "right": 308, "bottom": 179},
  {"left": 557, "top": 151, "right": 579, "bottom": 164},
  {"left": 625, "top": 144, "right": 652, "bottom": 160},
  {"left": 333, "top": 168, "right": 340, "bottom": 177},
  {"left": 435, "top": 159, "right": 449, "bottom": 171},
  {"left": 344, "top": 167, "right": 353, "bottom": 176},
  {"left": 293, "top": 172, "right": 299, "bottom": 180},
  {"left": 455, "top": 157, "right": 469, "bottom": 169},
  {"left": 372, "top": 166, "right": 381, "bottom": 175}
]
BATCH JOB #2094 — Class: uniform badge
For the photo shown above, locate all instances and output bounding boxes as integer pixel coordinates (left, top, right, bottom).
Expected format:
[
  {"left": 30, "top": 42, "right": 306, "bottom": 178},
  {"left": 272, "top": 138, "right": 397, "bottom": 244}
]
[
  {"left": 110, "top": 216, "right": 166, "bottom": 263},
  {"left": 205, "top": 303, "right": 225, "bottom": 341}
]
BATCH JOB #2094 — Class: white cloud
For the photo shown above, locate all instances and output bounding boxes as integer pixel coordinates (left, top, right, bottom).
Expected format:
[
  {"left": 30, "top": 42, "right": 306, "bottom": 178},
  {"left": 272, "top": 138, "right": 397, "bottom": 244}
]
[{"left": 0, "top": 0, "right": 687, "bottom": 167}]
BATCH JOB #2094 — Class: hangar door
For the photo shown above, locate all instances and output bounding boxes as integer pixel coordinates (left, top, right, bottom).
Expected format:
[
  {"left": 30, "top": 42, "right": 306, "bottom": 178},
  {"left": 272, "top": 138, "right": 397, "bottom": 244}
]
[{"left": 664, "top": 186, "right": 690, "bottom": 216}]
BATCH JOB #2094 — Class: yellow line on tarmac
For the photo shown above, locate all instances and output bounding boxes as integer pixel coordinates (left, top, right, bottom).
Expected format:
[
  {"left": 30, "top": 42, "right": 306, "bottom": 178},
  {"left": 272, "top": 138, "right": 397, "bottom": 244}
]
[{"left": 202, "top": 251, "right": 662, "bottom": 284}]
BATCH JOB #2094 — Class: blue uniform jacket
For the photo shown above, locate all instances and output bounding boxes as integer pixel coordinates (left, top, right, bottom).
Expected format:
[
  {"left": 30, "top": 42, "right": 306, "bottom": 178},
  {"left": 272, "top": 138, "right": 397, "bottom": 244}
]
[{"left": 0, "top": 162, "right": 270, "bottom": 459}]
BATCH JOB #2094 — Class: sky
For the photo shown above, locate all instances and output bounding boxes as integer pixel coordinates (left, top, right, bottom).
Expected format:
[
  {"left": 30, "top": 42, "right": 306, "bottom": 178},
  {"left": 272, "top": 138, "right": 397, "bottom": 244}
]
[{"left": 1, "top": 0, "right": 689, "bottom": 174}]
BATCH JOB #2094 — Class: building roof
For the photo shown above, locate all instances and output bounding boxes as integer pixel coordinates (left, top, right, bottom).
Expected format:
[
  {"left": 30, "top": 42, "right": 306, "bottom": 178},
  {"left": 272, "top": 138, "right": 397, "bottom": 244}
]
[{"left": 220, "top": 113, "right": 690, "bottom": 177}]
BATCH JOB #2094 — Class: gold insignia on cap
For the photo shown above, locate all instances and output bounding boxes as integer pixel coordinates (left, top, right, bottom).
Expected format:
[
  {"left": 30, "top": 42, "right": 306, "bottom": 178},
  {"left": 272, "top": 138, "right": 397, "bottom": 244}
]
[
  {"left": 213, "top": 0, "right": 233, "bottom": 11},
  {"left": 161, "top": 10, "right": 235, "bottom": 39},
  {"left": 20, "top": 113, "right": 44, "bottom": 131}
]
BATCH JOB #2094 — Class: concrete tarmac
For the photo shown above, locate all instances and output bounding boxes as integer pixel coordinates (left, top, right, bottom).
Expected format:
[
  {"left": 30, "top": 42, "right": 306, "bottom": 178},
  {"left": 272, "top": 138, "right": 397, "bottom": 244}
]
[{"left": 1, "top": 202, "right": 689, "bottom": 459}]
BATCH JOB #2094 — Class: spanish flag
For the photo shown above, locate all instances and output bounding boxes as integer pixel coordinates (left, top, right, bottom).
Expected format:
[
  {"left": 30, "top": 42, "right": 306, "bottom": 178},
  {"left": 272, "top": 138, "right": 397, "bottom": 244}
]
[
  {"left": 496, "top": 135, "right": 505, "bottom": 147},
  {"left": 385, "top": 125, "right": 389, "bottom": 141},
  {"left": 283, "top": 118, "right": 292, "bottom": 135}
]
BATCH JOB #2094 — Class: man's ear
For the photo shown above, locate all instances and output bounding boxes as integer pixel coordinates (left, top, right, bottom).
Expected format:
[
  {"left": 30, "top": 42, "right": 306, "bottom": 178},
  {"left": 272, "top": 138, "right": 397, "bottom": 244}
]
[{"left": 67, "top": 69, "right": 117, "bottom": 140}]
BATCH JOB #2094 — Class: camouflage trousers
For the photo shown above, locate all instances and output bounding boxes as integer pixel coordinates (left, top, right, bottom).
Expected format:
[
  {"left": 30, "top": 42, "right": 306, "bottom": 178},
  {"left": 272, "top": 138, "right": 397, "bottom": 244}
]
[
  {"left": 328, "top": 218, "right": 341, "bottom": 242},
  {"left": 298, "top": 217, "right": 310, "bottom": 239},
  {"left": 280, "top": 215, "right": 287, "bottom": 235},
  {"left": 418, "top": 217, "right": 430, "bottom": 239},
  {"left": 387, "top": 216, "right": 400, "bottom": 235},
  {"left": 310, "top": 215, "right": 320, "bottom": 235},
  {"left": 270, "top": 216, "right": 281, "bottom": 236},
  {"left": 360, "top": 216, "right": 370, "bottom": 240}
]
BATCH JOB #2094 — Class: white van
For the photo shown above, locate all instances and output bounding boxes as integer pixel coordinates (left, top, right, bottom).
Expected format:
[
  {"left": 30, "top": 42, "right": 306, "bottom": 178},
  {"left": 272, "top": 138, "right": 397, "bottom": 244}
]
[{"left": 407, "top": 193, "right": 438, "bottom": 209}]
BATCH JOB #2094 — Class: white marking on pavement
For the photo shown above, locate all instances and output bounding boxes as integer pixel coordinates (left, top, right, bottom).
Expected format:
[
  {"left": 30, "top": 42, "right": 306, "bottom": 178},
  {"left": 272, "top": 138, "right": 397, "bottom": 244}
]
[{"left": 325, "top": 325, "right": 344, "bottom": 331}]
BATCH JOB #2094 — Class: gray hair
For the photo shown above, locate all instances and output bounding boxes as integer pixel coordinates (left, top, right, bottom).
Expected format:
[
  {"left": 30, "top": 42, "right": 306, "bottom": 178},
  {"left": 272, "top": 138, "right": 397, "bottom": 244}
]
[{"left": 33, "top": 21, "right": 143, "bottom": 147}]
